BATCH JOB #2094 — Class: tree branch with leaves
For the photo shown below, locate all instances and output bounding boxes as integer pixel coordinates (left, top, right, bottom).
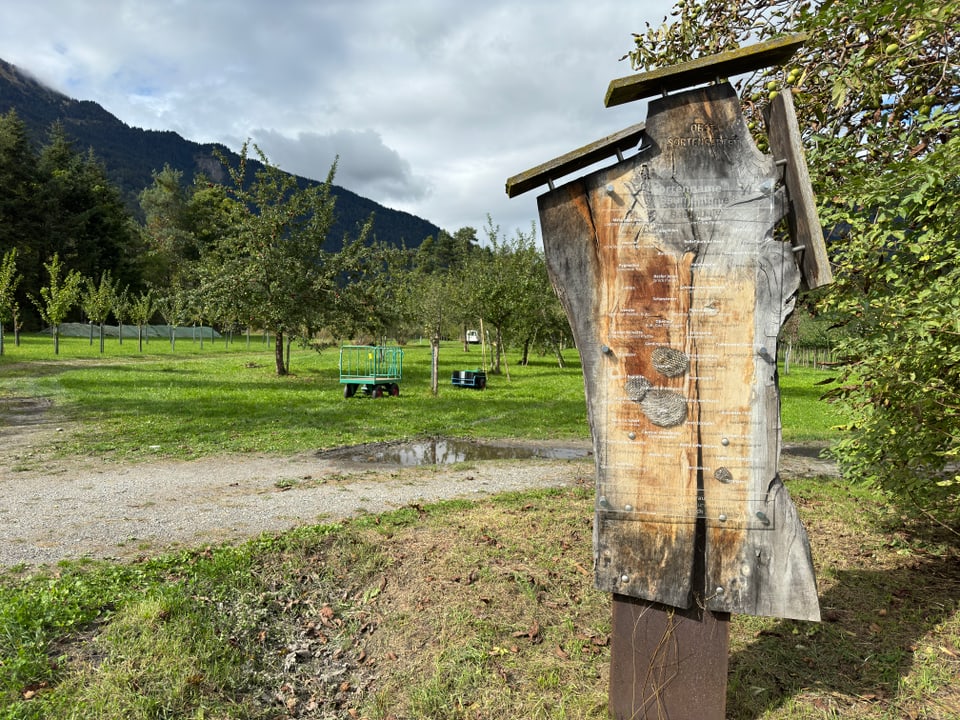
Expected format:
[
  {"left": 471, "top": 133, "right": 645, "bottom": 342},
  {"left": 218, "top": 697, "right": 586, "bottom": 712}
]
[
  {"left": 0, "top": 248, "right": 21, "bottom": 355},
  {"left": 628, "top": 0, "right": 960, "bottom": 523},
  {"left": 201, "top": 143, "right": 372, "bottom": 375},
  {"left": 30, "top": 254, "right": 84, "bottom": 355}
]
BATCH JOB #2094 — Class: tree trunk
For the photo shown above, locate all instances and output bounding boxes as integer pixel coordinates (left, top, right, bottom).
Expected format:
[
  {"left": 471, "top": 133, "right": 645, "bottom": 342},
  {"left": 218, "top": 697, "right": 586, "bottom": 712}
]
[
  {"left": 520, "top": 339, "right": 530, "bottom": 366},
  {"left": 275, "top": 329, "right": 287, "bottom": 375},
  {"left": 479, "top": 318, "right": 488, "bottom": 372},
  {"left": 99, "top": 323, "right": 105, "bottom": 353},
  {"left": 430, "top": 335, "right": 441, "bottom": 396},
  {"left": 501, "top": 336, "right": 511, "bottom": 382}
]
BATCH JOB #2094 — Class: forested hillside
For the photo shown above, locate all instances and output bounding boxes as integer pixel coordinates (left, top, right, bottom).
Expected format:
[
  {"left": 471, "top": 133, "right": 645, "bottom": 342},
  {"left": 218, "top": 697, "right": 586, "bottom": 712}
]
[{"left": 0, "top": 58, "right": 439, "bottom": 250}]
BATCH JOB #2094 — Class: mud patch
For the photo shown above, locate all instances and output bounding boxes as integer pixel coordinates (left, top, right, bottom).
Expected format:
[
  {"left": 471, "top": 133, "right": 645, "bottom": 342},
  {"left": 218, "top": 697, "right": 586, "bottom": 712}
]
[
  {"left": 317, "top": 437, "right": 593, "bottom": 466},
  {"left": 0, "top": 396, "right": 55, "bottom": 427}
]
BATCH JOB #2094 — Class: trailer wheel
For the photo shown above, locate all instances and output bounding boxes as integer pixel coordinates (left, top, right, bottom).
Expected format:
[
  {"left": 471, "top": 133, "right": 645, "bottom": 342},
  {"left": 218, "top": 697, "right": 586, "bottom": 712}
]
[
  {"left": 343, "top": 383, "right": 357, "bottom": 398},
  {"left": 390, "top": 383, "right": 400, "bottom": 396},
  {"left": 478, "top": 377, "right": 487, "bottom": 390},
  {"left": 372, "top": 385, "right": 384, "bottom": 399}
]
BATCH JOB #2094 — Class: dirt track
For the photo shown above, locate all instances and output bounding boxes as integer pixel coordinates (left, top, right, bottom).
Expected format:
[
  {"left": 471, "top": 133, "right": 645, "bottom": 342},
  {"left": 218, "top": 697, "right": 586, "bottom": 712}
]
[{"left": 0, "top": 397, "right": 836, "bottom": 567}]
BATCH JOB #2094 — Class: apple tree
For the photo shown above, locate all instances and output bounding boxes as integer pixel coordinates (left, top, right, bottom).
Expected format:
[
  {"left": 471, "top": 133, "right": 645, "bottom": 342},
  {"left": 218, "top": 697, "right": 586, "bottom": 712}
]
[
  {"left": 30, "top": 253, "right": 84, "bottom": 355},
  {"left": 626, "top": 0, "right": 960, "bottom": 522},
  {"left": 0, "top": 248, "right": 20, "bottom": 355},
  {"left": 200, "top": 143, "right": 372, "bottom": 375}
]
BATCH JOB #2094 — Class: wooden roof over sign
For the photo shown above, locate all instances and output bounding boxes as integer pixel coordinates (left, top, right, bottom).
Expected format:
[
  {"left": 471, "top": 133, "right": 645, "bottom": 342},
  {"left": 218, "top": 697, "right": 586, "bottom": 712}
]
[
  {"left": 505, "top": 123, "right": 646, "bottom": 198},
  {"left": 506, "top": 35, "right": 808, "bottom": 200},
  {"left": 604, "top": 33, "right": 808, "bottom": 107}
]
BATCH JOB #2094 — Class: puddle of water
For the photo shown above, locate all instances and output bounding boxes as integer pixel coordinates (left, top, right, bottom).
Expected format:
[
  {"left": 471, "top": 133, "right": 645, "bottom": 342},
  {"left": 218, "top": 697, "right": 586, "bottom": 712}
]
[
  {"left": 782, "top": 443, "right": 830, "bottom": 459},
  {"left": 324, "top": 438, "right": 591, "bottom": 466}
]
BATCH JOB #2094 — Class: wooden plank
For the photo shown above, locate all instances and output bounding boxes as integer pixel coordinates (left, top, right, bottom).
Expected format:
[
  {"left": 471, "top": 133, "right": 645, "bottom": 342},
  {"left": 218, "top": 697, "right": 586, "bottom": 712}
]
[
  {"left": 539, "top": 82, "right": 820, "bottom": 621},
  {"left": 609, "top": 595, "right": 729, "bottom": 719},
  {"left": 605, "top": 33, "right": 808, "bottom": 107},
  {"left": 765, "top": 89, "right": 834, "bottom": 289},
  {"left": 505, "top": 123, "right": 646, "bottom": 198}
]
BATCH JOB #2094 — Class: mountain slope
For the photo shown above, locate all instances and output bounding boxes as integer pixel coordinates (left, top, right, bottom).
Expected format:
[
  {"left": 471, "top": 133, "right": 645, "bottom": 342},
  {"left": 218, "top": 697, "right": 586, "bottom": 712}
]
[{"left": 0, "top": 58, "right": 438, "bottom": 250}]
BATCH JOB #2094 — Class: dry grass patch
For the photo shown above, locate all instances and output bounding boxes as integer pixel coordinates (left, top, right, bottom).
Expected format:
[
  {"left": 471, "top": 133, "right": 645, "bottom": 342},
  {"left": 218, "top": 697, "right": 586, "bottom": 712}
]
[
  {"left": 2, "top": 476, "right": 957, "bottom": 720},
  {"left": 356, "top": 484, "right": 611, "bottom": 719},
  {"left": 348, "top": 479, "right": 959, "bottom": 720}
]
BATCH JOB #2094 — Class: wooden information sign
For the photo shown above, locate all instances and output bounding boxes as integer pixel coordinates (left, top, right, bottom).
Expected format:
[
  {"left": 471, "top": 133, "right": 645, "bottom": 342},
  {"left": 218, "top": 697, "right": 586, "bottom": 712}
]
[
  {"left": 538, "top": 80, "right": 820, "bottom": 621},
  {"left": 507, "top": 37, "right": 831, "bottom": 718}
]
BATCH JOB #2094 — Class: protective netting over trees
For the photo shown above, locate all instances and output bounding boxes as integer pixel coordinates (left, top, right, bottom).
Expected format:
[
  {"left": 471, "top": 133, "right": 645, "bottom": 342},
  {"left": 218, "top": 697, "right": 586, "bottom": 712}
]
[{"left": 51, "top": 323, "right": 222, "bottom": 340}]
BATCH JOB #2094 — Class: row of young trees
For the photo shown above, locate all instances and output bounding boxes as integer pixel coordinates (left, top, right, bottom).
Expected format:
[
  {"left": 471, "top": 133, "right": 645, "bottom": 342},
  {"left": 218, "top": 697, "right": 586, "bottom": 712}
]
[
  {"left": 135, "top": 143, "right": 571, "bottom": 378},
  {"left": 0, "top": 124, "right": 571, "bottom": 380},
  {"left": 629, "top": 0, "right": 959, "bottom": 522}
]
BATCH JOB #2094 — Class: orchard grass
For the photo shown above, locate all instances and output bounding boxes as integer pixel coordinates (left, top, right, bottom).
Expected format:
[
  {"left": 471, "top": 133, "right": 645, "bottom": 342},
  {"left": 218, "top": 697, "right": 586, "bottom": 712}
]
[
  {"left": 0, "top": 333, "right": 842, "bottom": 463},
  {"left": 5, "top": 335, "right": 955, "bottom": 719},
  {"left": 1, "top": 333, "right": 589, "bottom": 460},
  {"left": 778, "top": 365, "right": 848, "bottom": 443}
]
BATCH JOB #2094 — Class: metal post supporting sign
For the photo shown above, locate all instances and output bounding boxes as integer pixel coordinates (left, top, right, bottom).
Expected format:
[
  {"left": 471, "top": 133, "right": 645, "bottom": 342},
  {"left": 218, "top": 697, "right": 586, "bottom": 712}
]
[{"left": 507, "top": 35, "right": 831, "bottom": 719}]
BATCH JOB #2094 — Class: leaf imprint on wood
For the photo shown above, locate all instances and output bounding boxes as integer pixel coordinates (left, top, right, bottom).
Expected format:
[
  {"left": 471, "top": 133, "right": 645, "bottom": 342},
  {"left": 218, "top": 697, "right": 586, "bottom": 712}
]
[
  {"left": 624, "top": 375, "right": 652, "bottom": 402},
  {"left": 640, "top": 389, "right": 688, "bottom": 427},
  {"left": 651, "top": 346, "right": 690, "bottom": 377}
]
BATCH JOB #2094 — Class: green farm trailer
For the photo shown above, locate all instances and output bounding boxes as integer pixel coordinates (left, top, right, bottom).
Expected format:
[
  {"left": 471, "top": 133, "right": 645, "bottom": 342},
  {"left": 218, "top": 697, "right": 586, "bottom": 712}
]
[{"left": 339, "top": 345, "right": 404, "bottom": 398}]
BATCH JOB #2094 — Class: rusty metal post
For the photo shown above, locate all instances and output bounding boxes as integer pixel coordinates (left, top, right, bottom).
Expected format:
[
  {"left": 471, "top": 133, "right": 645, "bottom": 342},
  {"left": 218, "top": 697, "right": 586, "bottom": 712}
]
[{"left": 609, "top": 595, "right": 729, "bottom": 720}]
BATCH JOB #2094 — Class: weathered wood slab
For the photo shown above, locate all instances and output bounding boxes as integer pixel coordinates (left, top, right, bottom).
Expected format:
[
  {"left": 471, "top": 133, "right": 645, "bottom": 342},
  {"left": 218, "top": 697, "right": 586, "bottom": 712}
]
[
  {"left": 605, "top": 33, "right": 808, "bottom": 107},
  {"left": 765, "top": 89, "right": 833, "bottom": 289},
  {"left": 505, "top": 123, "right": 647, "bottom": 198},
  {"left": 539, "top": 82, "right": 820, "bottom": 621}
]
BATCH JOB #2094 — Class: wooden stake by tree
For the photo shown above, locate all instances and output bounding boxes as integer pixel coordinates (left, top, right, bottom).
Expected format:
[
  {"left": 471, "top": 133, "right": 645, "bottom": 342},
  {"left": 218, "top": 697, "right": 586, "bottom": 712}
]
[{"left": 129, "top": 290, "right": 154, "bottom": 352}]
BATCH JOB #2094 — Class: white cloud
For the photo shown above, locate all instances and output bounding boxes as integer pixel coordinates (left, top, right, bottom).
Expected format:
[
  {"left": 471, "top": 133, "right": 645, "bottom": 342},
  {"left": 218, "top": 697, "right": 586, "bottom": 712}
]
[
  {"left": 0, "top": 0, "right": 669, "bottom": 236},
  {"left": 249, "top": 128, "right": 431, "bottom": 204}
]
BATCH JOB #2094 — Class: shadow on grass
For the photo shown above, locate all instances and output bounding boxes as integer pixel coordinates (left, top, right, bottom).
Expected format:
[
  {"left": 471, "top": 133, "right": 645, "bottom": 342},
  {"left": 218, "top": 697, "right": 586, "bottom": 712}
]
[{"left": 728, "top": 534, "right": 960, "bottom": 719}]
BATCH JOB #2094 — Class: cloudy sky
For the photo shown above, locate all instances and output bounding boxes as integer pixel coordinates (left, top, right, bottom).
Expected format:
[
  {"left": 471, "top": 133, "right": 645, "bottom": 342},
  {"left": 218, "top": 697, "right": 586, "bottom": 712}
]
[{"left": 0, "top": 1, "right": 673, "bottom": 240}]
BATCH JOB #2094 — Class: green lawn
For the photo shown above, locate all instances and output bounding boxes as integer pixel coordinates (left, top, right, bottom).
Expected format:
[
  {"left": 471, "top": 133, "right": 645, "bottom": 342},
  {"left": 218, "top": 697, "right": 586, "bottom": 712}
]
[
  {"left": 779, "top": 364, "right": 848, "bottom": 442},
  {"left": 1, "top": 336, "right": 956, "bottom": 720},
  {"left": 0, "top": 333, "right": 842, "bottom": 464}
]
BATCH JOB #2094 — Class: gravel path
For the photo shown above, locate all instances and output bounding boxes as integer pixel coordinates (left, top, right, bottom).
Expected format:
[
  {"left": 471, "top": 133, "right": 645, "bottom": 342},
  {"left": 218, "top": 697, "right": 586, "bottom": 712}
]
[
  {"left": 0, "top": 411, "right": 594, "bottom": 566},
  {"left": 0, "top": 399, "right": 835, "bottom": 568}
]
